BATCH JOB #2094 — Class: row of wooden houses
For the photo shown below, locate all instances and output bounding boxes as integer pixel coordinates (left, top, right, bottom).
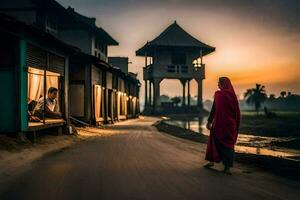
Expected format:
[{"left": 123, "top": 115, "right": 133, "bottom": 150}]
[{"left": 0, "top": 0, "right": 140, "bottom": 136}]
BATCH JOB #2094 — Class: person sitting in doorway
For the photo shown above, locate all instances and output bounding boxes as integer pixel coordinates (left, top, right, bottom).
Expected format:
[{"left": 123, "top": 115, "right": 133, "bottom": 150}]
[
  {"left": 33, "top": 87, "right": 62, "bottom": 119},
  {"left": 27, "top": 98, "right": 40, "bottom": 122}
]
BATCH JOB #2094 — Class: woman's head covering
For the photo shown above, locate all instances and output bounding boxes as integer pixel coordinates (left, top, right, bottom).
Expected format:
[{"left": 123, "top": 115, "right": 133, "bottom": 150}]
[{"left": 219, "top": 77, "right": 236, "bottom": 96}]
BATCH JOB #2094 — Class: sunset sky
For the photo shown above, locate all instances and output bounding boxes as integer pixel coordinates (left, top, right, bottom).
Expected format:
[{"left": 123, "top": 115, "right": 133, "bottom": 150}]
[{"left": 58, "top": 0, "right": 300, "bottom": 101}]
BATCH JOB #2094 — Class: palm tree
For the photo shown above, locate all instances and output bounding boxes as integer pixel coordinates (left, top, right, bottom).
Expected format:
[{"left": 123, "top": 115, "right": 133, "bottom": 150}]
[{"left": 244, "top": 84, "right": 267, "bottom": 114}]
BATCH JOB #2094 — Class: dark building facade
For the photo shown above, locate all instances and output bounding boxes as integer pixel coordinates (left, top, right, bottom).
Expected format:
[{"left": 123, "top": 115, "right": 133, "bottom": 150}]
[
  {"left": 0, "top": 14, "right": 74, "bottom": 135},
  {"left": 0, "top": 0, "right": 140, "bottom": 137}
]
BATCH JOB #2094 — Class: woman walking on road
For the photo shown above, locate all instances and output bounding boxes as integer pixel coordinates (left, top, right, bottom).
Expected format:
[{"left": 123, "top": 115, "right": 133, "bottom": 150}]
[{"left": 205, "top": 77, "right": 240, "bottom": 175}]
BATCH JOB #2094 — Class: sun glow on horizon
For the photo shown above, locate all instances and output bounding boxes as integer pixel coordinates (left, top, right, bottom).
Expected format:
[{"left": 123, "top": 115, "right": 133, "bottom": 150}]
[{"left": 58, "top": 0, "right": 300, "bottom": 101}]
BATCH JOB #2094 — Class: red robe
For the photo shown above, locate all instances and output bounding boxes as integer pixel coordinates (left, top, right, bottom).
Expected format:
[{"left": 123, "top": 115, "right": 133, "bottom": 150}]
[{"left": 205, "top": 78, "right": 240, "bottom": 162}]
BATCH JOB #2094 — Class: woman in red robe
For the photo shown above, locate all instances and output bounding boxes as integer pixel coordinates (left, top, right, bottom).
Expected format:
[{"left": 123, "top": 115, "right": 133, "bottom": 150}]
[{"left": 204, "top": 77, "right": 240, "bottom": 174}]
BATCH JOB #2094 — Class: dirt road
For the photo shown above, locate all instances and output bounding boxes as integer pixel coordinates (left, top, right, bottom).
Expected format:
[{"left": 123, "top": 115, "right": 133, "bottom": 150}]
[{"left": 1, "top": 117, "right": 299, "bottom": 200}]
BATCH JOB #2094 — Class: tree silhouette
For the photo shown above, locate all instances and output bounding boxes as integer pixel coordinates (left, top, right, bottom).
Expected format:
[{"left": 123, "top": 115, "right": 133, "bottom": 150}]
[
  {"left": 269, "top": 94, "right": 276, "bottom": 100},
  {"left": 171, "top": 96, "right": 181, "bottom": 107},
  {"left": 160, "top": 95, "right": 171, "bottom": 102},
  {"left": 244, "top": 84, "right": 267, "bottom": 114},
  {"left": 280, "top": 91, "right": 287, "bottom": 98}
]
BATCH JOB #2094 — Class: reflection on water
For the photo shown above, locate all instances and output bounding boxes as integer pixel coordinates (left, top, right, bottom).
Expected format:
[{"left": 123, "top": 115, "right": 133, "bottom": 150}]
[{"left": 164, "top": 117, "right": 300, "bottom": 160}]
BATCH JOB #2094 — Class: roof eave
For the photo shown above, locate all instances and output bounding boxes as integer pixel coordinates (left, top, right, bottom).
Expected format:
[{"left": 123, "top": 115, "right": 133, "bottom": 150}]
[
  {"left": 0, "top": 14, "right": 78, "bottom": 53},
  {"left": 203, "top": 46, "right": 216, "bottom": 56},
  {"left": 95, "top": 27, "right": 119, "bottom": 46},
  {"left": 66, "top": 8, "right": 119, "bottom": 46},
  {"left": 136, "top": 44, "right": 216, "bottom": 57}
]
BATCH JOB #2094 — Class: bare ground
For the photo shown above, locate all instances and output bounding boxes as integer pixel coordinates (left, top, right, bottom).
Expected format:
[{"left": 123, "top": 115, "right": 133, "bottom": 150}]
[{"left": 0, "top": 116, "right": 299, "bottom": 200}]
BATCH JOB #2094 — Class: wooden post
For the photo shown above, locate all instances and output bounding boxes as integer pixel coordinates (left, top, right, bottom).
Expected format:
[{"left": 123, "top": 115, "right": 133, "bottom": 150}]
[
  {"left": 145, "top": 52, "right": 148, "bottom": 68},
  {"left": 104, "top": 72, "right": 109, "bottom": 124},
  {"left": 64, "top": 56, "right": 70, "bottom": 128},
  {"left": 200, "top": 49, "right": 203, "bottom": 65},
  {"left": 43, "top": 54, "right": 48, "bottom": 124},
  {"left": 33, "top": 131, "right": 37, "bottom": 143},
  {"left": 197, "top": 79, "right": 203, "bottom": 108},
  {"left": 183, "top": 81, "right": 186, "bottom": 106},
  {"left": 127, "top": 83, "right": 132, "bottom": 118},
  {"left": 19, "top": 39, "right": 28, "bottom": 132},
  {"left": 149, "top": 81, "right": 152, "bottom": 107},
  {"left": 180, "top": 79, "right": 186, "bottom": 106},
  {"left": 84, "top": 64, "right": 92, "bottom": 123},
  {"left": 188, "top": 80, "right": 191, "bottom": 107},
  {"left": 144, "top": 51, "right": 148, "bottom": 110},
  {"left": 197, "top": 49, "right": 204, "bottom": 108},
  {"left": 116, "top": 77, "right": 120, "bottom": 121},
  {"left": 144, "top": 80, "right": 148, "bottom": 108},
  {"left": 153, "top": 78, "right": 161, "bottom": 111}
]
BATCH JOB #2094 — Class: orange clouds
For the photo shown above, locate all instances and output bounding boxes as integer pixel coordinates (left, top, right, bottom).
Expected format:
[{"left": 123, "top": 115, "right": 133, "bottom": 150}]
[{"left": 94, "top": 2, "right": 300, "bottom": 102}]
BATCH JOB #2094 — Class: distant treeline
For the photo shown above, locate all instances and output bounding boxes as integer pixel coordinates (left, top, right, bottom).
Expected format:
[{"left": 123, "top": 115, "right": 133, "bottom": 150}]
[
  {"left": 240, "top": 94, "right": 300, "bottom": 111},
  {"left": 160, "top": 92, "right": 300, "bottom": 111},
  {"left": 203, "top": 93, "right": 300, "bottom": 111}
]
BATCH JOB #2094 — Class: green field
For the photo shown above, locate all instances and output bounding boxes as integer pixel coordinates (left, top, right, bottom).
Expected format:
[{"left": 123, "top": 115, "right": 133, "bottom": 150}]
[{"left": 240, "top": 111, "right": 300, "bottom": 137}]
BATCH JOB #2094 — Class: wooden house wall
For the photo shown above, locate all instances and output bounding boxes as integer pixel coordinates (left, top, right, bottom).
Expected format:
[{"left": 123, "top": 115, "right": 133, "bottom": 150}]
[
  {"left": 69, "top": 77, "right": 85, "bottom": 119},
  {"left": 26, "top": 42, "right": 68, "bottom": 121},
  {"left": 0, "top": 39, "right": 140, "bottom": 133},
  {"left": 69, "top": 63, "right": 91, "bottom": 123},
  {"left": 117, "top": 78, "right": 127, "bottom": 118},
  {"left": 125, "top": 81, "right": 140, "bottom": 119},
  {"left": 69, "top": 63, "right": 141, "bottom": 124},
  {"left": 91, "top": 65, "right": 105, "bottom": 122},
  {"left": 105, "top": 72, "right": 114, "bottom": 122},
  {"left": 0, "top": 33, "right": 18, "bottom": 132},
  {"left": 70, "top": 64, "right": 141, "bottom": 125},
  {"left": 112, "top": 74, "right": 118, "bottom": 121}
]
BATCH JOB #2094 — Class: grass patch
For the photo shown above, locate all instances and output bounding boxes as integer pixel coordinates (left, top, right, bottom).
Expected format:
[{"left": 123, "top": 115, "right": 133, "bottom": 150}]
[{"left": 240, "top": 111, "right": 300, "bottom": 137}]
